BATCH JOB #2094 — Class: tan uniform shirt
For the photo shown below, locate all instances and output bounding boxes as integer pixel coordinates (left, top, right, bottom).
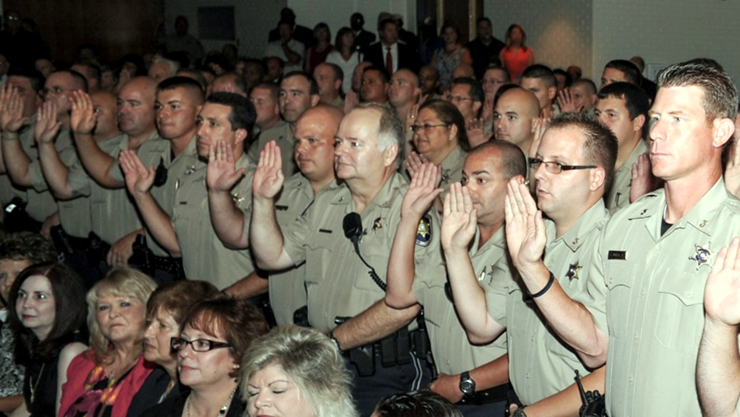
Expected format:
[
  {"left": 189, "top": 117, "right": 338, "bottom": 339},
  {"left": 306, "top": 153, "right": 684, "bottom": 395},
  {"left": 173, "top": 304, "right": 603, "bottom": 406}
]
[
  {"left": 283, "top": 172, "right": 440, "bottom": 332},
  {"left": 497, "top": 200, "right": 609, "bottom": 405},
  {"left": 29, "top": 129, "right": 92, "bottom": 238},
  {"left": 18, "top": 118, "right": 58, "bottom": 222},
  {"left": 243, "top": 174, "right": 340, "bottom": 325},
  {"left": 91, "top": 133, "right": 143, "bottom": 244},
  {"left": 109, "top": 134, "right": 195, "bottom": 257},
  {"left": 414, "top": 227, "right": 511, "bottom": 375},
  {"left": 247, "top": 120, "right": 297, "bottom": 176},
  {"left": 402, "top": 145, "right": 467, "bottom": 194},
  {"left": 586, "top": 179, "right": 740, "bottom": 416},
  {"left": 172, "top": 154, "right": 254, "bottom": 288},
  {"left": 605, "top": 139, "right": 648, "bottom": 214}
]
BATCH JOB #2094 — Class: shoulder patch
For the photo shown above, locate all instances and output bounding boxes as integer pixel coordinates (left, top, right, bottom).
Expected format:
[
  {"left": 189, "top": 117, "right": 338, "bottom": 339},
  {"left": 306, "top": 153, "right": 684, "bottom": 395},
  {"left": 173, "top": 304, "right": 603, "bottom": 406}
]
[{"left": 416, "top": 214, "right": 432, "bottom": 247}]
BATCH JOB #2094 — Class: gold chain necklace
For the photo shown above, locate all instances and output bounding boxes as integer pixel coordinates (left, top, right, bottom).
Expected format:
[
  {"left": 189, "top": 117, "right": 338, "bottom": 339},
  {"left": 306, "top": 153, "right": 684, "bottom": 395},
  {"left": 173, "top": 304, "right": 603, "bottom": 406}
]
[{"left": 186, "top": 388, "right": 237, "bottom": 417}]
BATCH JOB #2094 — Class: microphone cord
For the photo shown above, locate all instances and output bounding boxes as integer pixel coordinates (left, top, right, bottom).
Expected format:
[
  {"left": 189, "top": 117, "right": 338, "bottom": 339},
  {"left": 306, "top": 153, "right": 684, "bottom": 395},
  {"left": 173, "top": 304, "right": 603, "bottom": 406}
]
[{"left": 351, "top": 240, "right": 387, "bottom": 292}]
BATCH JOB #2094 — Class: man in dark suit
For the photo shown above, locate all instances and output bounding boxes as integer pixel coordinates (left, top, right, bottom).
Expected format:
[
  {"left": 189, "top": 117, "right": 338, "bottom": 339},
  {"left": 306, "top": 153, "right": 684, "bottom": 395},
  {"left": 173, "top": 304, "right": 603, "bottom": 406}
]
[
  {"left": 268, "top": 8, "right": 314, "bottom": 50},
  {"left": 351, "top": 13, "right": 376, "bottom": 52},
  {"left": 363, "top": 18, "right": 420, "bottom": 74}
]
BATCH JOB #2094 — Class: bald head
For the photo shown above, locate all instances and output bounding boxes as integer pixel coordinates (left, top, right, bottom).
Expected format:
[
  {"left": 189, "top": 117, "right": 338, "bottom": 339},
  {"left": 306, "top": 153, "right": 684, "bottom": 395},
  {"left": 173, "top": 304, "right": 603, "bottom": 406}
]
[
  {"left": 118, "top": 76, "right": 158, "bottom": 137},
  {"left": 298, "top": 104, "right": 344, "bottom": 127},
  {"left": 90, "top": 91, "right": 119, "bottom": 139},
  {"left": 294, "top": 104, "right": 344, "bottom": 185},
  {"left": 452, "top": 64, "right": 475, "bottom": 81},
  {"left": 493, "top": 87, "right": 540, "bottom": 152}
]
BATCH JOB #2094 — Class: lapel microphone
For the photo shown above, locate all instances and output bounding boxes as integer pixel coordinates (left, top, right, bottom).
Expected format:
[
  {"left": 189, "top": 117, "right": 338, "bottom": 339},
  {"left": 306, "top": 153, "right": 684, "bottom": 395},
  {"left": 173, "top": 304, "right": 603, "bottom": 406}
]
[{"left": 342, "top": 212, "right": 386, "bottom": 291}]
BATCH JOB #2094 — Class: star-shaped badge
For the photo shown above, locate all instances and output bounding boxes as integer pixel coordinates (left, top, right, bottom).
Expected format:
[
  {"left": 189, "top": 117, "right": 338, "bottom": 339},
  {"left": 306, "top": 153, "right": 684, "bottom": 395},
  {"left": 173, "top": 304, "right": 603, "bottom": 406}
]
[
  {"left": 565, "top": 262, "right": 582, "bottom": 283},
  {"left": 689, "top": 244, "right": 713, "bottom": 270}
]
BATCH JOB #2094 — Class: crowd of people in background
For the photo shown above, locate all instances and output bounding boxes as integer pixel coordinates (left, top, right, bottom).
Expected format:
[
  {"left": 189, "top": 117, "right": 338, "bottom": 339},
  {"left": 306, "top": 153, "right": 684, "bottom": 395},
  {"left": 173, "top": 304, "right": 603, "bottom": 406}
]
[{"left": 0, "top": 5, "right": 740, "bottom": 417}]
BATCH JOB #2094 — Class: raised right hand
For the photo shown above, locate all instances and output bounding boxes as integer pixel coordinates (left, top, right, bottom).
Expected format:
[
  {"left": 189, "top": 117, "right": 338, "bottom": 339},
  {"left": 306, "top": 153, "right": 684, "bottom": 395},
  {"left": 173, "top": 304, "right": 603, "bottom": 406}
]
[{"left": 252, "top": 141, "right": 284, "bottom": 201}]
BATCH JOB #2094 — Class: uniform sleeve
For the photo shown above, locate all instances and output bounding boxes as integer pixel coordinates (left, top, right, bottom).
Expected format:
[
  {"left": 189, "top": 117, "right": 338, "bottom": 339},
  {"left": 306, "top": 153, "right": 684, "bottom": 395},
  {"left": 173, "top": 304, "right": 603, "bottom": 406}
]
[
  {"left": 60, "top": 148, "right": 91, "bottom": 197},
  {"left": 412, "top": 250, "right": 446, "bottom": 307},
  {"left": 28, "top": 159, "right": 49, "bottom": 192},
  {"left": 282, "top": 206, "right": 310, "bottom": 266}
]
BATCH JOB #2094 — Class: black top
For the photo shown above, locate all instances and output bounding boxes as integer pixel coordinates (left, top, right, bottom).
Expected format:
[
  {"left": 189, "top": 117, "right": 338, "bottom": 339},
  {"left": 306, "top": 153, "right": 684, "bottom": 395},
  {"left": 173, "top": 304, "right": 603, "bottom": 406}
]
[
  {"left": 140, "top": 389, "right": 245, "bottom": 417},
  {"left": 467, "top": 36, "right": 506, "bottom": 80},
  {"left": 127, "top": 367, "right": 187, "bottom": 417},
  {"left": 24, "top": 353, "right": 59, "bottom": 417}
]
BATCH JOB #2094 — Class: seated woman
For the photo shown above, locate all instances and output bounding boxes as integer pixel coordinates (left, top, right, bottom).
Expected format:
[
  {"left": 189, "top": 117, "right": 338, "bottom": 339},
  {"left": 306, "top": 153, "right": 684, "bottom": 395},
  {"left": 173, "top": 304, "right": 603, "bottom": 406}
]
[
  {"left": 59, "top": 268, "right": 157, "bottom": 417},
  {"left": 7, "top": 262, "right": 87, "bottom": 417},
  {"left": 141, "top": 296, "right": 268, "bottom": 417},
  {"left": 243, "top": 325, "right": 357, "bottom": 417},
  {"left": 127, "top": 281, "right": 220, "bottom": 417}
]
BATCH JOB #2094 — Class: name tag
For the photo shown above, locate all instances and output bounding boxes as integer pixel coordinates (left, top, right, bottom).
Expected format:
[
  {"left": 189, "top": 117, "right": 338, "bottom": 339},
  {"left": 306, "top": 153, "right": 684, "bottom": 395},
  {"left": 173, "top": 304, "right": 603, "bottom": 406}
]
[
  {"left": 276, "top": 205, "right": 289, "bottom": 211},
  {"left": 319, "top": 229, "right": 333, "bottom": 234},
  {"left": 608, "top": 250, "right": 627, "bottom": 260}
]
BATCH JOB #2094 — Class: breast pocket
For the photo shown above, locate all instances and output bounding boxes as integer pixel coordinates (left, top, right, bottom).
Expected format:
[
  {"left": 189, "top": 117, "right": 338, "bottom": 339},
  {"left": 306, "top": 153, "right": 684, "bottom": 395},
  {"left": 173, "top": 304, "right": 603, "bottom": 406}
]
[
  {"left": 352, "top": 239, "right": 389, "bottom": 293},
  {"left": 653, "top": 268, "right": 705, "bottom": 352},
  {"left": 605, "top": 262, "right": 635, "bottom": 339},
  {"left": 304, "top": 232, "right": 336, "bottom": 286}
]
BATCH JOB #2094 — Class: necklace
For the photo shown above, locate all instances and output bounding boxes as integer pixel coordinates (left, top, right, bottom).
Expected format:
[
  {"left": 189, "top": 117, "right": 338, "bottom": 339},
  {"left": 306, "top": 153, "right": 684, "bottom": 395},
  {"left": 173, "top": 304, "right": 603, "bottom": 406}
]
[
  {"left": 29, "top": 363, "right": 46, "bottom": 405},
  {"left": 186, "top": 388, "right": 237, "bottom": 417}
]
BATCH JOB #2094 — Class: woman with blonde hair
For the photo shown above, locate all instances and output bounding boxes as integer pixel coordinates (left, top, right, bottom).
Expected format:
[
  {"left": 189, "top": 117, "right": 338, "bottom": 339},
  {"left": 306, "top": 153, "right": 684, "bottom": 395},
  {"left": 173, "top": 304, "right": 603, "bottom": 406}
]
[
  {"left": 243, "top": 325, "right": 357, "bottom": 417},
  {"left": 59, "top": 268, "right": 157, "bottom": 417},
  {"left": 499, "top": 24, "right": 534, "bottom": 82}
]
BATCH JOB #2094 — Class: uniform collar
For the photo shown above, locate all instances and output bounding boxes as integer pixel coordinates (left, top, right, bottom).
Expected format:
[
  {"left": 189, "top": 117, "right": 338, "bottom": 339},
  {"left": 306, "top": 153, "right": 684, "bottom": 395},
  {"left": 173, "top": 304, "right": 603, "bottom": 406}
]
[
  {"left": 548, "top": 199, "right": 609, "bottom": 252},
  {"left": 330, "top": 171, "right": 406, "bottom": 212},
  {"left": 473, "top": 224, "right": 506, "bottom": 255},
  {"left": 639, "top": 178, "right": 733, "bottom": 240}
]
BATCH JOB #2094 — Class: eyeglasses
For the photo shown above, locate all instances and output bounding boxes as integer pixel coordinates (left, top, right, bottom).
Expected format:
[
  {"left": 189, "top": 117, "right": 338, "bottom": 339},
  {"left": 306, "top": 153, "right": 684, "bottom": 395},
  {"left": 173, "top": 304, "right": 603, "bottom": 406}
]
[
  {"left": 529, "top": 157, "right": 597, "bottom": 174},
  {"left": 170, "top": 337, "right": 232, "bottom": 352},
  {"left": 410, "top": 123, "right": 449, "bottom": 133},
  {"left": 446, "top": 95, "right": 473, "bottom": 103}
]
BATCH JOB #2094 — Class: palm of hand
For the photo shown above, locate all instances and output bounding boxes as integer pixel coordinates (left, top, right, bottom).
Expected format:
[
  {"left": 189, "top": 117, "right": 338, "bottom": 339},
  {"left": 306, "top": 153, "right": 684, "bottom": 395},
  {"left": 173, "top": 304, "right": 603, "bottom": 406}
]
[
  {"left": 1, "top": 105, "right": 23, "bottom": 132},
  {"left": 253, "top": 166, "right": 282, "bottom": 199},
  {"left": 35, "top": 118, "right": 59, "bottom": 144},
  {"left": 207, "top": 159, "right": 240, "bottom": 191},
  {"left": 71, "top": 110, "right": 95, "bottom": 134},
  {"left": 705, "top": 258, "right": 740, "bottom": 326},
  {"left": 441, "top": 210, "right": 474, "bottom": 251}
]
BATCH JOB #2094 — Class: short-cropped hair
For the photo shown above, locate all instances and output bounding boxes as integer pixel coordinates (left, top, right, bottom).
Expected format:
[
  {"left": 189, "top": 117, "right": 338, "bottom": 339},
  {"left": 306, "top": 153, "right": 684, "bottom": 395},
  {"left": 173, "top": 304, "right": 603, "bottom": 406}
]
[
  {"left": 241, "top": 326, "right": 358, "bottom": 417},
  {"left": 207, "top": 91, "right": 256, "bottom": 132},
  {"left": 521, "top": 64, "right": 556, "bottom": 89},
  {"left": 354, "top": 102, "right": 404, "bottom": 154},
  {"left": 469, "top": 140, "right": 527, "bottom": 180},
  {"left": 282, "top": 71, "right": 320, "bottom": 96},
  {"left": 598, "top": 82, "right": 650, "bottom": 120},
  {"left": 7, "top": 68, "right": 46, "bottom": 94},
  {"left": 657, "top": 59, "right": 738, "bottom": 122},
  {"left": 374, "top": 390, "right": 463, "bottom": 417},
  {"left": 604, "top": 59, "right": 642, "bottom": 86},
  {"left": 0, "top": 232, "right": 56, "bottom": 264},
  {"left": 451, "top": 77, "right": 484, "bottom": 104},
  {"left": 157, "top": 76, "right": 205, "bottom": 103},
  {"left": 181, "top": 295, "right": 269, "bottom": 377},
  {"left": 548, "top": 112, "right": 618, "bottom": 192},
  {"left": 87, "top": 267, "right": 157, "bottom": 364}
]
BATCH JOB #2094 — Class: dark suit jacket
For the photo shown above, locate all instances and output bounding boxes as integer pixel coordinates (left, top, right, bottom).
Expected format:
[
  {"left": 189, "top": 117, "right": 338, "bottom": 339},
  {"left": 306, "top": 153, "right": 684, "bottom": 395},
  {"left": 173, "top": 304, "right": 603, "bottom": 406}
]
[
  {"left": 353, "top": 30, "right": 376, "bottom": 51},
  {"left": 362, "top": 42, "right": 420, "bottom": 73}
]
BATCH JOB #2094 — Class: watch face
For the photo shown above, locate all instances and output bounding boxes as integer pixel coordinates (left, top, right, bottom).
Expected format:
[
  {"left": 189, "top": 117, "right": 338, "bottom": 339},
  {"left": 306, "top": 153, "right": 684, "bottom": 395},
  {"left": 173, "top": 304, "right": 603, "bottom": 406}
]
[{"left": 460, "top": 380, "right": 475, "bottom": 394}]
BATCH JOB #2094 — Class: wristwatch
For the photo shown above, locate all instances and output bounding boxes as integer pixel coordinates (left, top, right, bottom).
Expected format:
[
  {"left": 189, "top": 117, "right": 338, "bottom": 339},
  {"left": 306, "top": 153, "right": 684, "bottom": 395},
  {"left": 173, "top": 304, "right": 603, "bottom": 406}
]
[
  {"left": 459, "top": 371, "right": 476, "bottom": 397},
  {"left": 512, "top": 408, "right": 528, "bottom": 417}
]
